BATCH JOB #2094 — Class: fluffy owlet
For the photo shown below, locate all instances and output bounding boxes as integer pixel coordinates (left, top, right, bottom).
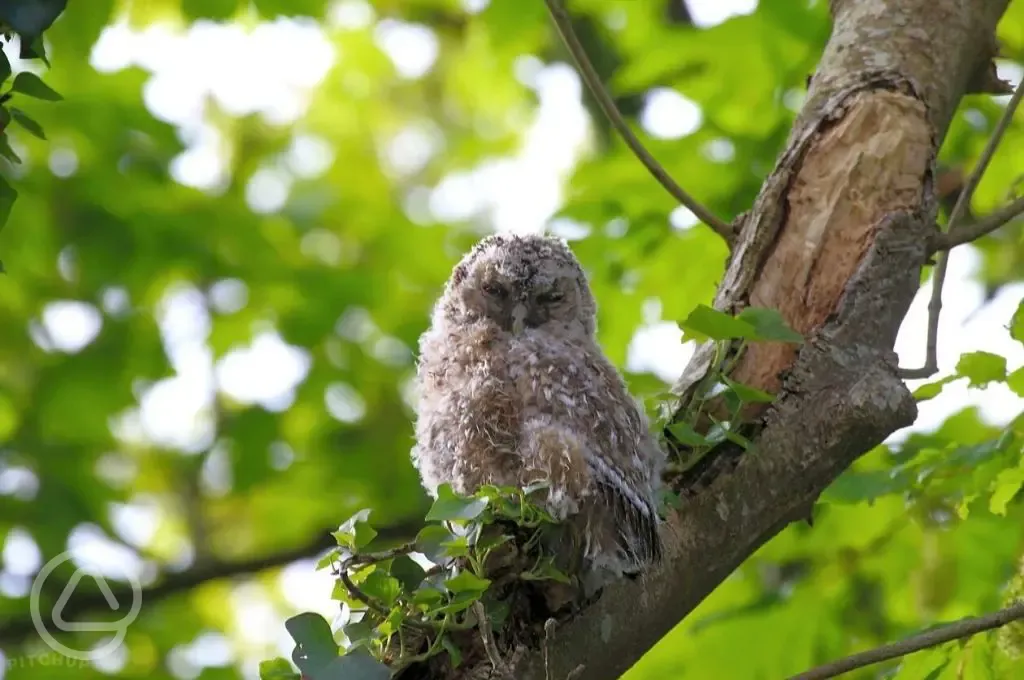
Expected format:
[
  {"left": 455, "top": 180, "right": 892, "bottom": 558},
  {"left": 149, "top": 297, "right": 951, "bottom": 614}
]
[{"left": 411, "top": 233, "right": 665, "bottom": 581}]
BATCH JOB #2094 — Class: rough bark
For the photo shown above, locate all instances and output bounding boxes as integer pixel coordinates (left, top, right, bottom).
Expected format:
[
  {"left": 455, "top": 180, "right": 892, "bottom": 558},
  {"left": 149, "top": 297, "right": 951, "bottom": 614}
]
[
  {"left": 461, "top": 1, "right": 1012, "bottom": 678},
  {"left": 503, "top": 1, "right": 1007, "bottom": 680}
]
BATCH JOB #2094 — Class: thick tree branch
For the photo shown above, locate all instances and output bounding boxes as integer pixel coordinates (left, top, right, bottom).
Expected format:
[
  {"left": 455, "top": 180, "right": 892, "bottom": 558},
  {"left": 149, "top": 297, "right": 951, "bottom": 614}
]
[
  {"left": 789, "top": 600, "right": 1024, "bottom": 680},
  {"left": 900, "top": 80, "right": 1023, "bottom": 380},
  {"left": 930, "top": 194, "right": 1024, "bottom": 251},
  {"left": 542, "top": 0, "right": 735, "bottom": 245},
  {"left": 450, "top": 1, "right": 1011, "bottom": 678},
  {"left": 0, "top": 520, "right": 421, "bottom": 648}
]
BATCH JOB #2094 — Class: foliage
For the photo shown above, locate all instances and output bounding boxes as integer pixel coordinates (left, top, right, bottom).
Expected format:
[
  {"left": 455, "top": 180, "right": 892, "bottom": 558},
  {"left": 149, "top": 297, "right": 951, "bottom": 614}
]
[
  {"left": 0, "top": 0, "right": 66, "bottom": 259},
  {"left": 0, "top": 1, "right": 1020, "bottom": 680},
  {"left": 261, "top": 484, "right": 569, "bottom": 677}
]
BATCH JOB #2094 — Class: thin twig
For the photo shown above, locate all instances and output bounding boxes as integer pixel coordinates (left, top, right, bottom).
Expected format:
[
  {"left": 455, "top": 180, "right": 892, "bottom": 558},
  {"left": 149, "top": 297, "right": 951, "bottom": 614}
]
[
  {"left": 541, "top": 0, "right": 734, "bottom": 245},
  {"left": 339, "top": 570, "right": 436, "bottom": 632},
  {"left": 473, "top": 601, "right": 512, "bottom": 679},
  {"left": 930, "top": 194, "right": 1024, "bottom": 251},
  {"left": 899, "top": 81, "right": 1023, "bottom": 380},
  {"left": 788, "top": 600, "right": 1024, "bottom": 680}
]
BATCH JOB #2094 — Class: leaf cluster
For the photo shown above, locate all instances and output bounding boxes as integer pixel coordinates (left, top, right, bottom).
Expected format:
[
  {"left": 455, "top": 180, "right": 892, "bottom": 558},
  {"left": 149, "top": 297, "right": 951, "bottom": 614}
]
[
  {"left": 0, "top": 0, "right": 66, "bottom": 257},
  {"left": 260, "top": 483, "right": 572, "bottom": 679}
]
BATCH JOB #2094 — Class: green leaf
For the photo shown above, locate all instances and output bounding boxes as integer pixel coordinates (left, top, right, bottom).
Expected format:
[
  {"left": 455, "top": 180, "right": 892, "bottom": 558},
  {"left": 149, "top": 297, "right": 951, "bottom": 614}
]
[
  {"left": 667, "top": 421, "right": 713, "bottom": 446},
  {"left": 390, "top": 554, "right": 427, "bottom": 592},
  {"left": 0, "top": 174, "right": 16, "bottom": 230},
  {"left": 10, "top": 107, "right": 45, "bottom": 139},
  {"left": 311, "top": 653, "right": 390, "bottom": 680},
  {"left": 412, "top": 587, "right": 444, "bottom": 608},
  {"left": 425, "top": 483, "right": 489, "bottom": 522},
  {"left": 0, "top": 0, "right": 68, "bottom": 37},
  {"left": 1007, "top": 366, "right": 1024, "bottom": 397},
  {"left": 442, "top": 635, "right": 463, "bottom": 668},
  {"left": 285, "top": 612, "right": 338, "bottom": 675},
  {"left": 0, "top": 51, "right": 10, "bottom": 84},
  {"left": 956, "top": 351, "right": 1007, "bottom": 387},
  {"left": 1011, "top": 299, "right": 1024, "bottom": 343},
  {"left": 441, "top": 535, "right": 470, "bottom": 558},
  {"left": 913, "top": 376, "right": 957, "bottom": 401},
  {"left": 360, "top": 571, "right": 400, "bottom": 607},
  {"left": 342, "top": 619, "right": 375, "bottom": 646},
  {"left": 520, "top": 559, "right": 572, "bottom": 584},
  {"left": 679, "top": 304, "right": 756, "bottom": 342},
  {"left": 989, "top": 464, "right": 1024, "bottom": 516},
  {"left": 11, "top": 72, "right": 62, "bottom": 101},
  {"left": 724, "top": 377, "right": 776, "bottom": 403},
  {"left": 259, "top": 658, "right": 300, "bottom": 680},
  {"left": 332, "top": 509, "right": 377, "bottom": 550},
  {"left": 315, "top": 548, "right": 342, "bottom": 571},
  {"left": 737, "top": 307, "right": 803, "bottom": 343},
  {"left": 444, "top": 570, "right": 491, "bottom": 595},
  {"left": 415, "top": 524, "right": 456, "bottom": 564}
]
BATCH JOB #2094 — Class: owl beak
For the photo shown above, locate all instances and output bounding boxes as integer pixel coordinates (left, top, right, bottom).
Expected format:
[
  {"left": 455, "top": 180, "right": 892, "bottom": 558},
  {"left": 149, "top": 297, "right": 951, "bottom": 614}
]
[{"left": 511, "top": 302, "right": 527, "bottom": 335}]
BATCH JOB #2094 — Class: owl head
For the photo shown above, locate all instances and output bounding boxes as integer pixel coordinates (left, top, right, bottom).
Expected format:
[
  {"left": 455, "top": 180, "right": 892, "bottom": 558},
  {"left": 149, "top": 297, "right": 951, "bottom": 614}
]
[{"left": 438, "top": 234, "right": 598, "bottom": 336}]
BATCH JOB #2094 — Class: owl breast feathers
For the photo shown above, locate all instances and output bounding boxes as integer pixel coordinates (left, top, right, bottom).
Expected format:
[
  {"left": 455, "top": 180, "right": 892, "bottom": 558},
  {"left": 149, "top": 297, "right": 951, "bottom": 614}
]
[{"left": 411, "top": 233, "right": 665, "bottom": 579}]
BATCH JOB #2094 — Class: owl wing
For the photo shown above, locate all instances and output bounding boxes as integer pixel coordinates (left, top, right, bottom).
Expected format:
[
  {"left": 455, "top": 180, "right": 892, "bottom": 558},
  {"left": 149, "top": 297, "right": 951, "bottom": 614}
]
[{"left": 588, "top": 454, "right": 662, "bottom": 569}]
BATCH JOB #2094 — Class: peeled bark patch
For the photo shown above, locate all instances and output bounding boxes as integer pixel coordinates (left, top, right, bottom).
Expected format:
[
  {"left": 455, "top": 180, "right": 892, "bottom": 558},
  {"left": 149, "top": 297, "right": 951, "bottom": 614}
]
[{"left": 734, "top": 90, "right": 932, "bottom": 395}]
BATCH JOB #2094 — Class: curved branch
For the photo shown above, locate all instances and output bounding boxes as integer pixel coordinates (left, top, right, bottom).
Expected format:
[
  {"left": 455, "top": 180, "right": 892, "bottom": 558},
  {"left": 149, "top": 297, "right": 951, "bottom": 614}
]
[
  {"left": 0, "top": 519, "right": 422, "bottom": 648},
  {"left": 788, "top": 600, "right": 1024, "bottom": 680},
  {"left": 542, "top": 0, "right": 734, "bottom": 245},
  {"left": 930, "top": 194, "right": 1024, "bottom": 251}
]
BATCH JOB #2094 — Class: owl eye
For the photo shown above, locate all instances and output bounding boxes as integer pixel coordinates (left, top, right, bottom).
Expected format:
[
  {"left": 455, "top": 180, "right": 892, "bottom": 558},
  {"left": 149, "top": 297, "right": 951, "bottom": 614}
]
[
  {"left": 536, "top": 290, "right": 564, "bottom": 304},
  {"left": 482, "top": 282, "right": 507, "bottom": 298}
]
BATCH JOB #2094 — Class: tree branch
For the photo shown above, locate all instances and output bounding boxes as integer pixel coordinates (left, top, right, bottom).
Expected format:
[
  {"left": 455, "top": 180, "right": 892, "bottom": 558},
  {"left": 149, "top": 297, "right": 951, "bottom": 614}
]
[
  {"left": 788, "top": 600, "right": 1024, "bottom": 680},
  {"left": 930, "top": 194, "right": 1024, "bottom": 251},
  {"left": 542, "top": 0, "right": 735, "bottom": 245},
  {"left": 0, "top": 519, "right": 422, "bottom": 648},
  {"left": 899, "top": 79, "right": 1024, "bottom": 380}
]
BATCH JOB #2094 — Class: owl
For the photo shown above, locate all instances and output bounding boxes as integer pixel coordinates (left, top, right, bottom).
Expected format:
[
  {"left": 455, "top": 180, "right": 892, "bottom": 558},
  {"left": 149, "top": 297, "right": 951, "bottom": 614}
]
[{"left": 411, "top": 233, "right": 665, "bottom": 581}]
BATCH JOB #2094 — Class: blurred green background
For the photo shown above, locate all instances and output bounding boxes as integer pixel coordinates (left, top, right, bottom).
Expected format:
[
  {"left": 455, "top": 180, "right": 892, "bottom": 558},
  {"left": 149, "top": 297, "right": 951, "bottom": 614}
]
[{"left": 0, "top": 0, "right": 1023, "bottom": 678}]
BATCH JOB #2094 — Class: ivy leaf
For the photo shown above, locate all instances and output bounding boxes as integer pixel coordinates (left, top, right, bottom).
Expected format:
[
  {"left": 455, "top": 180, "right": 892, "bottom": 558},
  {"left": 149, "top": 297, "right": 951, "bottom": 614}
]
[
  {"left": 332, "top": 509, "right": 377, "bottom": 550},
  {"left": 315, "top": 548, "right": 342, "bottom": 571},
  {"left": 520, "top": 558, "right": 572, "bottom": 584},
  {"left": 442, "top": 635, "right": 463, "bottom": 668},
  {"left": 415, "top": 524, "right": 456, "bottom": 564},
  {"left": 342, "top": 619, "right": 375, "bottom": 646},
  {"left": 737, "top": 307, "right": 803, "bottom": 343},
  {"left": 310, "top": 653, "right": 390, "bottom": 680},
  {"left": 679, "top": 304, "right": 756, "bottom": 342},
  {"left": 444, "top": 570, "right": 491, "bottom": 595},
  {"left": 425, "top": 483, "right": 489, "bottom": 522},
  {"left": 259, "top": 658, "right": 300, "bottom": 680},
  {"left": 10, "top": 108, "right": 45, "bottom": 139},
  {"left": 956, "top": 351, "right": 1007, "bottom": 387},
  {"left": 11, "top": 71, "right": 63, "bottom": 101},
  {"left": 667, "top": 421, "right": 713, "bottom": 446},
  {"left": 412, "top": 587, "right": 444, "bottom": 609},
  {"left": 724, "top": 377, "right": 776, "bottom": 403},
  {"left": 390, "top": 554, "right": 426, "bottom": 592},
  {"left": 360, "top": 571, "right": 400, "bottom": 607},
  {"left": 285, "top": 612, "right": 338, "bottom": 675}
]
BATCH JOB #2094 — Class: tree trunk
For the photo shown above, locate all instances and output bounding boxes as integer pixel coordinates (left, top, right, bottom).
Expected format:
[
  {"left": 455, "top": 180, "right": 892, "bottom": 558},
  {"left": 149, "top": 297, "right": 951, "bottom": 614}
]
[{"left": 490, "top": 1, "right": 1013, "bottom": 678}]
